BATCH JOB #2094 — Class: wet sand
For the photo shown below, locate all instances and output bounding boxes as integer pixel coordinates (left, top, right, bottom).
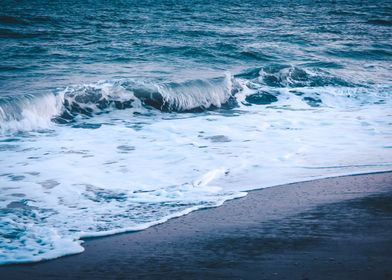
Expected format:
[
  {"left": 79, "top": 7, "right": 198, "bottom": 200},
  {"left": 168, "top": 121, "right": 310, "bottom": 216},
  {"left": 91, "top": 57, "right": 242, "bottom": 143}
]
[{"left": 1, "top": 172, "right": 392, "bottom": 280}]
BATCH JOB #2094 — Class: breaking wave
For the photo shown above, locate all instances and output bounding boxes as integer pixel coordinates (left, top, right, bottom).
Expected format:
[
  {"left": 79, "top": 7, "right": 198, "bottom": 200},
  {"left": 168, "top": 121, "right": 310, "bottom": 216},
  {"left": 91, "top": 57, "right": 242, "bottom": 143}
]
[
  {"left": 0, "top": 94, "right": 64, "bottom": 133},
  {"left": 0, "top": 74, "right": 237, "bottom": 133},
  {"left": 0, "top": 66, "right": 389, "bottom": 134}
]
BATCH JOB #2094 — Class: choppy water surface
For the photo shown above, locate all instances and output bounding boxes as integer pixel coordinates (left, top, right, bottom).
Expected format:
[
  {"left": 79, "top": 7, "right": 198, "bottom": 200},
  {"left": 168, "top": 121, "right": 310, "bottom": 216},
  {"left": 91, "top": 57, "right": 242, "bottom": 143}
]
[{"left": 1, "top": 0, "right": 392, "bottom": 264}]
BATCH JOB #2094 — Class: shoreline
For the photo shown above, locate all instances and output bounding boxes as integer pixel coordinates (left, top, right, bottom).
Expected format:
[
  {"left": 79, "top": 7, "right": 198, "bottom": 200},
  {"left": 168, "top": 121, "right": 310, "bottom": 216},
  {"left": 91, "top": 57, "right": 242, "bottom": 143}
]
[{"left": 1, "top": 171, "right": 392, "bottom": 279}]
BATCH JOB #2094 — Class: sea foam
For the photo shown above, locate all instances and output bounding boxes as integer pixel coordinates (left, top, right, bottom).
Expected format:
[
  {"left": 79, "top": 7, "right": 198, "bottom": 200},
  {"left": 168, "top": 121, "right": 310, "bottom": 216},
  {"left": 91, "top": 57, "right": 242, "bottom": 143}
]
[{"left": 0, "top": 66, "right": 391, "bottom": 265}]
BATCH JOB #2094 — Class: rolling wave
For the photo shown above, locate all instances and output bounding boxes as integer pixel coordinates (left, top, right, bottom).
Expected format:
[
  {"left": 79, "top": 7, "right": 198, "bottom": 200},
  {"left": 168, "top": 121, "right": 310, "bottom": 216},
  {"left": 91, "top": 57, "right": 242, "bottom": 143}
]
[
  {"left": 0, "top": 74, "right": 237, "bottom": 133},
  {"left": 0, "top": 66, "right": 388, "bottom": 134}
]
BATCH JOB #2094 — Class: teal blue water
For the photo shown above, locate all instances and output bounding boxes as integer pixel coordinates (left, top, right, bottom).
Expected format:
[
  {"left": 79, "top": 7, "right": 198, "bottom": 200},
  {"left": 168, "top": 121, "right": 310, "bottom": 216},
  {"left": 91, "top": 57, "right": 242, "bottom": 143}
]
[{"left": 1, "top": 0, "right": 391, "bottom": 99}]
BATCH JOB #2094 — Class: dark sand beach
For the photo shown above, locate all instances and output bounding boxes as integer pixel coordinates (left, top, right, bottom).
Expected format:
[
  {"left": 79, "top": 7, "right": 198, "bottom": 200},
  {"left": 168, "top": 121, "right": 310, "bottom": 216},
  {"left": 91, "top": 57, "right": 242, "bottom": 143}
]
[{"left": 1, "top": 172, "right": 392, "bottom": 280}]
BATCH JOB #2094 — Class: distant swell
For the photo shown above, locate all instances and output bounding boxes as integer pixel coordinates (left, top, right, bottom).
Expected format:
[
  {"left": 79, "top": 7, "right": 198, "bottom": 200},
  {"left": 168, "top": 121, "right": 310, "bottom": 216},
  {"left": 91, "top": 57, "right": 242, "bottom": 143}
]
[{"left": 366, "top": 19, "right": 392, "bottom": 26}]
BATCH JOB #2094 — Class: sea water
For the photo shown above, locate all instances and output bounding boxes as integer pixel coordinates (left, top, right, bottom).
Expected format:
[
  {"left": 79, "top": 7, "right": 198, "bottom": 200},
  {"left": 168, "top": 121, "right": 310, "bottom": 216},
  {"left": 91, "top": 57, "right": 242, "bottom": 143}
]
[{"left": 0, "top": 0, "right": 391, "bottom": 264}]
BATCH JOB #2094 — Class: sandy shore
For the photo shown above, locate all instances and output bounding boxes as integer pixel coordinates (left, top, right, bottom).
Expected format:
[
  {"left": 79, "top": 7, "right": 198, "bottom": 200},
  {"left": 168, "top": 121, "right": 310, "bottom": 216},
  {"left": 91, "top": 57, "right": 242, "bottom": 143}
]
[{"left": 1, "top": 172, "right": 392, "bottom": 279}]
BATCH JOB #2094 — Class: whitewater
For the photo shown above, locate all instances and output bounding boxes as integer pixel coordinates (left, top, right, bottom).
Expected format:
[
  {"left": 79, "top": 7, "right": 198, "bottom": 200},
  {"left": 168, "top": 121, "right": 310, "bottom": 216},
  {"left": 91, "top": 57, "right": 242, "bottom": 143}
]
[{"left": 1, "top": 0, "right": 391, "bottom": 265}]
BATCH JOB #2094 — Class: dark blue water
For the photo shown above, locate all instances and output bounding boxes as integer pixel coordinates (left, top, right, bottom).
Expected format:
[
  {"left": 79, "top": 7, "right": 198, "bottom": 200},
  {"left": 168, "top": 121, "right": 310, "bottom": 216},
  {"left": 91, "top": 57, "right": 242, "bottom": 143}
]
[
  {"left": 0, "top": 0, "right": 392, "bottom": 265},
  {"left": 1, "top": 0, "right": 391, "bottom": 97}
]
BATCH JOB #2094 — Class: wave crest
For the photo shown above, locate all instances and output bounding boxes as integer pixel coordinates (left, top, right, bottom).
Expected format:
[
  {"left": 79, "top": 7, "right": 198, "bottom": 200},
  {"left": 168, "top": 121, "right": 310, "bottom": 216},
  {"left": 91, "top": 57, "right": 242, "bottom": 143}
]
[
  {"left": 1, "top": 66, "right": 387, "bottom": 134},
  {"left": 0, "top": 93, "right": 64, "bottom": 133},
  {"left": 0, "top": 75, "right": 238, "bottom": 133},
  {"left": 236, "top": 65, "right": 354, "bottom": 88}
]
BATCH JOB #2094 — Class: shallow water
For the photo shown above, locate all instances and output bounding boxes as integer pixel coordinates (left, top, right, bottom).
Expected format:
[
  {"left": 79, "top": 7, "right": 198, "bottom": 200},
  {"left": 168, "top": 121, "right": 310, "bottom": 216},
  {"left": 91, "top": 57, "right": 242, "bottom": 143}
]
[{"left": 0, "top": 0, "right": 392, "bottom": 264}]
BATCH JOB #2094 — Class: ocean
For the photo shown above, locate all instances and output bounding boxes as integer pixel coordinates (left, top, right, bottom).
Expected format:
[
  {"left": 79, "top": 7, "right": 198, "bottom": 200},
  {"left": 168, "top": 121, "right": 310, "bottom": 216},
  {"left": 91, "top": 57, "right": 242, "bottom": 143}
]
[{"left": 0, "top": 0, "right": 391, "bottom": 264}]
